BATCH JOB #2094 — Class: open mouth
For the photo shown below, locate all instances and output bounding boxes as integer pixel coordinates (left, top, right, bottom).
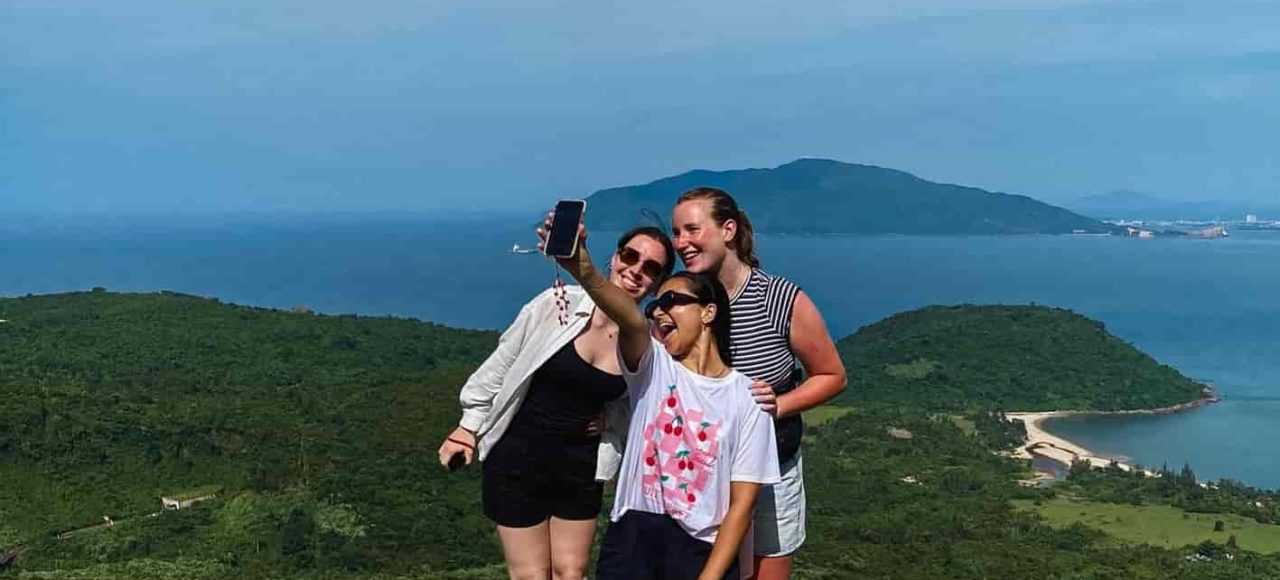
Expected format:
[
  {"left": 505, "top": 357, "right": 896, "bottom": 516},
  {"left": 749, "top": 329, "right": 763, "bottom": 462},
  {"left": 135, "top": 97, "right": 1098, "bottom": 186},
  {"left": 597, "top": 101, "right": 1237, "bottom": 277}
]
[
  {"left": 620, "top": 274, "right": 642, "bottom": 293},
  {"left": 654, "top": 320, "right": 678, "bottom": 342}
]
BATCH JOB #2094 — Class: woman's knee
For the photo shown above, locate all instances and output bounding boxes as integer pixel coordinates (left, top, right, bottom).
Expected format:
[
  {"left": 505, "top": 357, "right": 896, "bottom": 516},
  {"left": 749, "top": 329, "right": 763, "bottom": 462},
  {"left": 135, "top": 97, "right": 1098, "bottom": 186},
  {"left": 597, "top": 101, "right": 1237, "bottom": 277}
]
[
  {"left": 550, "top": 558, "right": 589, "bottom": 580},
  {"left": 508, "top": 562, "right": 553, "bottom": 580}
]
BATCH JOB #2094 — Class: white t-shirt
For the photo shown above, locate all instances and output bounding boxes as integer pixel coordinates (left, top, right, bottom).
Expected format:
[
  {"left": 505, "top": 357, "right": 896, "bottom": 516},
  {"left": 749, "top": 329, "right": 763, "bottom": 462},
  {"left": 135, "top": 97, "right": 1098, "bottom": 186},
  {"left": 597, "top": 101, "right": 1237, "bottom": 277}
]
[{"left": 611, "top": 338, "right": 781, "bottom": 544}]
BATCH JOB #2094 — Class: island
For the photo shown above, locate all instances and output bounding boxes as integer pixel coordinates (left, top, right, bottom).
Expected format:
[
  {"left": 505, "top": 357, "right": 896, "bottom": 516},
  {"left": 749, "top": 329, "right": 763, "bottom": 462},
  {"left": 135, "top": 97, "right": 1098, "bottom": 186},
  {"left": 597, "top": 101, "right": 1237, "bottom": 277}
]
[{"left": 584, "top": 158, "right": 1112, "bottom": 235}]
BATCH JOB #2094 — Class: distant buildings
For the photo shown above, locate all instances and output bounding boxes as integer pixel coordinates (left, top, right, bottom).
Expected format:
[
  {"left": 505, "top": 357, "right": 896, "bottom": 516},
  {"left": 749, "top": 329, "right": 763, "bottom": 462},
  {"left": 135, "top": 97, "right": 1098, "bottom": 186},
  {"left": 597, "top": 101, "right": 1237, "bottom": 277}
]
[{"left": 1246, "top": 214, "right": 1258, "bottom": 223}]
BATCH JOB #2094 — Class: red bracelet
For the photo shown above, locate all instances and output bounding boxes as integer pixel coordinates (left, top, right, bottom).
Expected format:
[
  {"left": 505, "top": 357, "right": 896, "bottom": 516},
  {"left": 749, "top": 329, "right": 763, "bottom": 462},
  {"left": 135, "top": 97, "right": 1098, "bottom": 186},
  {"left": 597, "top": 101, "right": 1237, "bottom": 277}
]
[{"left": 447, "top": 436, "right": 475, "bottom": 450}]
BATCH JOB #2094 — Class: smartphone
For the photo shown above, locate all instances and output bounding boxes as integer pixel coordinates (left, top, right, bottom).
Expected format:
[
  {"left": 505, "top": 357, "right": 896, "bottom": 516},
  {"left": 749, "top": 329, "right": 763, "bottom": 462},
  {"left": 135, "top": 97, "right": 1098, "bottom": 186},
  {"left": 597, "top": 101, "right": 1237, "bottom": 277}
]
[
  {"left": 544, "top": 199, "right": 587, "bottom": 258},
  {"left": 447, "top": 452, "right": 466, "bottom": 472}
]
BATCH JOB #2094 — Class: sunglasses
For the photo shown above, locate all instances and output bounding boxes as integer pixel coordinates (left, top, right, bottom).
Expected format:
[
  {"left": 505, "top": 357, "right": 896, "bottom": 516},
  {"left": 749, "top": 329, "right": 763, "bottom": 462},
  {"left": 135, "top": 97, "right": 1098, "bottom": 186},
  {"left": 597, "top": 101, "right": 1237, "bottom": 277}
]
[
  {"left": 617, "top": 246, "right": 666, "bottom": 281},
  {"left": 644, "top": 290, "right": 704, "bottom": 320}
]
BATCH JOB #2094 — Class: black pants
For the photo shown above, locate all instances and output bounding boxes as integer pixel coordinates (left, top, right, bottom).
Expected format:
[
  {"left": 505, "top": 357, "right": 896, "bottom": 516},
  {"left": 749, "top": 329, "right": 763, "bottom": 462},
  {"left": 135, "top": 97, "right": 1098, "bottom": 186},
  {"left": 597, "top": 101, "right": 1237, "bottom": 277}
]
[{"left": 596, "top": 511, "right": 740, "bottom": 580}]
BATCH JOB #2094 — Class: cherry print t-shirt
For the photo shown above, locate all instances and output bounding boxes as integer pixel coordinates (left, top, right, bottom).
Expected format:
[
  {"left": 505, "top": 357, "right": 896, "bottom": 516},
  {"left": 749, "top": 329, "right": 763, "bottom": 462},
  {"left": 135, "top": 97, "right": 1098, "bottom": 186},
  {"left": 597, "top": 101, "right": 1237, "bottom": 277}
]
[{"left": 610, "top": 338, "right": 781, "bottom": 544}]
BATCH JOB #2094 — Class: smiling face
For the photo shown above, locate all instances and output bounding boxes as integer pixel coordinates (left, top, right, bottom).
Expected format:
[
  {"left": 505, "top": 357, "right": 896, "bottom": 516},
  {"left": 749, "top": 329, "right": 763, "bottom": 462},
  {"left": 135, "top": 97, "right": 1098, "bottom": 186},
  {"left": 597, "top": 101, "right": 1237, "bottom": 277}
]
[
  {"left": 648, "top": 277, "right": 716, "bottom": 360},
  {"left": 671, "top": 199, "right": 735, "bottom": 274},
  {"left": 609, "top": 233, "right": 669, "bottom": 300}
]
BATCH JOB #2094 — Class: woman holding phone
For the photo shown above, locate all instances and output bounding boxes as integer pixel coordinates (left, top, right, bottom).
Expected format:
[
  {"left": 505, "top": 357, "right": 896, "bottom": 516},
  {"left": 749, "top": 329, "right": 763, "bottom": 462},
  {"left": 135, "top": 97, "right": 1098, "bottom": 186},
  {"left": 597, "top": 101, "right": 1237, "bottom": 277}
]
[
  {"left": 540, "top": 213, "right": 780, "bottom": 580},
  {"left": 671, "top": 187, "right": 847, "bottom": 580},
  {"left": 438, "top": 224, "right": 675, "bottom": 580}
]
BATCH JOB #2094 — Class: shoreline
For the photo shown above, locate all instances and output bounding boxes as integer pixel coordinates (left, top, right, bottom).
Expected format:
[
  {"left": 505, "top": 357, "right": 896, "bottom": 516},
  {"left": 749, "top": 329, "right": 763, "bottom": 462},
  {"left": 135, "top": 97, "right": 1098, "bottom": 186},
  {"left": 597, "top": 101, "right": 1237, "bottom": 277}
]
[{"left": 1007, "top": 388, "right": 1219, "bottom": 480}]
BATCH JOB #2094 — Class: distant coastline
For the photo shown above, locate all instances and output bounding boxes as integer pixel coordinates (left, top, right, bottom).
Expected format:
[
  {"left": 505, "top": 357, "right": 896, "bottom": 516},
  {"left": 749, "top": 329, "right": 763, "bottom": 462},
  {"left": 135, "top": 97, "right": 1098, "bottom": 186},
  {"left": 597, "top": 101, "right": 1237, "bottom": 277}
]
[{"left": 1008, "top": 387, "right": 1220, "bottom": 480}]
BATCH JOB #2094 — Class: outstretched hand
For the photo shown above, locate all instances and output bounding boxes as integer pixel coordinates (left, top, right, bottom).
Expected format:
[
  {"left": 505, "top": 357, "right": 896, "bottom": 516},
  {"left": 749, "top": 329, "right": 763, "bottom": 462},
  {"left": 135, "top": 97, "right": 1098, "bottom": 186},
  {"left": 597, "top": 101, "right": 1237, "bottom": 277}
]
[{"left": 536, "top": 211, "right": 593, "bottom": 278}]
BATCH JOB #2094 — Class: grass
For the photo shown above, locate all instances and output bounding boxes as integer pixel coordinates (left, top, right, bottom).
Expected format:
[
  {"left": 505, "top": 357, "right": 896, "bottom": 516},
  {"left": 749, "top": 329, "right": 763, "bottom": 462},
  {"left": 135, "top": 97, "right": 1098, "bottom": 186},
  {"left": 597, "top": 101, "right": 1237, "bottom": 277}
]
[
  {"left": 804, "top": 405, "right": 854, "bottom": 427},
  {"left": 1014, "top": 498, "right": 1280, "bottom": 554}
]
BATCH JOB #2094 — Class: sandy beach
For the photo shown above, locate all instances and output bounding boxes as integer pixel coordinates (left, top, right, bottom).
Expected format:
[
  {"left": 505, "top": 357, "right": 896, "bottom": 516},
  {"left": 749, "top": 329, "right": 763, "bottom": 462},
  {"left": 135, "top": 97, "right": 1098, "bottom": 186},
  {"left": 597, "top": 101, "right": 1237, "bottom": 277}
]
[
  {"left": 1007, "top": 390, "right": 1218, "bottom": 480},
  {"left": 1006, "top": 411, "right": 1138, "bottom": 475}
]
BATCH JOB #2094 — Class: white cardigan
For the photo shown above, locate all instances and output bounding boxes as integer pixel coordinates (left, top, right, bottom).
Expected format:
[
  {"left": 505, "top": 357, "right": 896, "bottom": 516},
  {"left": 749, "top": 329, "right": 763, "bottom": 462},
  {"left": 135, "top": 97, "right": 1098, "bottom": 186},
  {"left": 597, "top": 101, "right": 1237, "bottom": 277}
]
[{"left": 457, "top": 285, "right": 629, "bottom": 482}]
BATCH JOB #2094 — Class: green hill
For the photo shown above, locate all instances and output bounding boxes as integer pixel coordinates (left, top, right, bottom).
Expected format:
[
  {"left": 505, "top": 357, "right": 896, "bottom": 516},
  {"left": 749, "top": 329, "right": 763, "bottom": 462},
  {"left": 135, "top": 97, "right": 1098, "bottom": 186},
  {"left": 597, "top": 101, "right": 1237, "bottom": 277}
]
[
  {"left": 1, "top": 292, "right": 1271, "bottom": 579},
  {"left": 836, "top": 304, "right": 1208, "bottom": 411},
  {"left": 585, "top": 158, "right": 1109, "bottom": 235},
  {"left": 0, "top": 290, "right": 502, "bottom": 576}
]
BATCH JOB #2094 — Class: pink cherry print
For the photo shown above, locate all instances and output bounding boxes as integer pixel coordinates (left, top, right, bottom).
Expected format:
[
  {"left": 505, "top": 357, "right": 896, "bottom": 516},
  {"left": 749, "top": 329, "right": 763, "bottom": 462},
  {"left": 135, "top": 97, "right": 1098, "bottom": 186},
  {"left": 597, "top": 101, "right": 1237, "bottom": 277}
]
[
  {"left": 678, "top": 460, "right": 686, "bottom": 470},
  {"left": 667, "top": 397, "right": 677, "bottom": 408},
  {"left": 687, "top": 493, "right": 696, "bottom": 503},
  {"left": 664, "top": 424, "right": 673, "bottom": 434},
  {"left": 698, "top": 431, "right": 707, "bottom": 441},
  {"left": 673, "top": 426, "right": 683, "bottom": 436},
  {"left": 646, "top": 456, "right": 656, "bottom": 467}
]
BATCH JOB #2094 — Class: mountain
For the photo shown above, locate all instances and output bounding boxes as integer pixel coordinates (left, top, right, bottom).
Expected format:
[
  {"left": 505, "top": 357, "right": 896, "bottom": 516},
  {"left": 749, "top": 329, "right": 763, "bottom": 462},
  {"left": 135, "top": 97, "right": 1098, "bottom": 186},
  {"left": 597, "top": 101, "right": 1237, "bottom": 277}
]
[
  {"left": 1069, "top": 190, "right": 1277, "bottom": 221},
  {"left": 837, "top": 304, "right": 1207, "bottom": 412},
  {"left": 585, "top": 159, "right": 1109, "bottom": 235}
]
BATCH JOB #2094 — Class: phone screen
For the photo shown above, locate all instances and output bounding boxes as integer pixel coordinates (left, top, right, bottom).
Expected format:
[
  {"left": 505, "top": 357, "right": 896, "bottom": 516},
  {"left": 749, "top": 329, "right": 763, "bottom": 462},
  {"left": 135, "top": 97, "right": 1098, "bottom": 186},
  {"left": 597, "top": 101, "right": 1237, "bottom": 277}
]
[{"left": 545, "top": 200, "right": 586, "bottom": 258}]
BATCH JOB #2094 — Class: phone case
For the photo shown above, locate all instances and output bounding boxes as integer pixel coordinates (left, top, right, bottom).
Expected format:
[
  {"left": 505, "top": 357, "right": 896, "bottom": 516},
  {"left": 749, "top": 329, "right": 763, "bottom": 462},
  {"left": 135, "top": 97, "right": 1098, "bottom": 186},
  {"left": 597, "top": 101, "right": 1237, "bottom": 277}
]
[{"left": 546, "top": 199, "right": 587, "bottom": 258}]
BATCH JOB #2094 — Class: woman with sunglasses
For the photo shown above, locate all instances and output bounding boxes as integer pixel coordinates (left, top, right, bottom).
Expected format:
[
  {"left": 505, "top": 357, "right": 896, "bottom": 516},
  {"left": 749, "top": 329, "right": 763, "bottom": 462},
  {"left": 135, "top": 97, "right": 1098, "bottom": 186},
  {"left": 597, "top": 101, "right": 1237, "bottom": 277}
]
[
  {"left": 438, "top": 226, "right": 675, "bottom": 580},
  {"left": 671, "top": 187, "right": 847, "bottom": 580},
  {"left": 540, "top": 215, "right": 781, "bottom": 580}
]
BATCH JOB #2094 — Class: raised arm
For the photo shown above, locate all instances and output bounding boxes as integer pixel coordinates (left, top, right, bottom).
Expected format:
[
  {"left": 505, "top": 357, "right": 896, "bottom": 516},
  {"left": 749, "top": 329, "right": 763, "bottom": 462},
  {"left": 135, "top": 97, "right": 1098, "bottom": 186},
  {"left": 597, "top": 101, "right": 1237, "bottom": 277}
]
[
  {"left": 538, "top": 217, "right": 650, "bottom": 371},
  {"left": 776, "top": 291, "right": 847, "bottom": 418}
]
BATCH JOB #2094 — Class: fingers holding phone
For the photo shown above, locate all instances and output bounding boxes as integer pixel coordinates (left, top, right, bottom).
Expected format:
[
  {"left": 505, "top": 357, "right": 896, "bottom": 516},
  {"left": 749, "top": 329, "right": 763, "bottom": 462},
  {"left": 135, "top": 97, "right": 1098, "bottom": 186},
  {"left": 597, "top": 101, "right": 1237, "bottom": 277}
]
[
  {"left": 438, "top": 427, "right": 476, "bottom": 471},
  {"left": 537, "top": 200, "right": 591, "bottom": 274}
]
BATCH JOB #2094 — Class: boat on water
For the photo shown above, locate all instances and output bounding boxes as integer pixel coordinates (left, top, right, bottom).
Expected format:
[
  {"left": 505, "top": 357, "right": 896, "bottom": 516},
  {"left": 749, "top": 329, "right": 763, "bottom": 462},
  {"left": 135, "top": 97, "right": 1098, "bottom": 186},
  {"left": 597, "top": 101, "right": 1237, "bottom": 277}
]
[{"left": 510, "top": 243, "right": 538, "bottom": 254}]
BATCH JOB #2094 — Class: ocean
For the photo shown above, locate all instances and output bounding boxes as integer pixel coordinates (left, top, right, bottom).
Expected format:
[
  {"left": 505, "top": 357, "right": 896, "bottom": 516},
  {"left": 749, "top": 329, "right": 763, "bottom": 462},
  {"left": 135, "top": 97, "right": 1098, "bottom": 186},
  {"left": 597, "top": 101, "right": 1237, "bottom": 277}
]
[{"left": 3, "top": 216, "right": 1278, "bottom": 489}]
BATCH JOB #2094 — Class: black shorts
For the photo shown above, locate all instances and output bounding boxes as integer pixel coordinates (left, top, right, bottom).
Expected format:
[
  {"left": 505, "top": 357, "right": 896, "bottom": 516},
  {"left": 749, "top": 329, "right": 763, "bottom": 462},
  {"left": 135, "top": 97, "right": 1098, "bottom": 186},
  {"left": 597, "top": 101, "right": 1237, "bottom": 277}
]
[
  {"left": 482, "top": 429, "right": 603, "bottom": 528},
  {"left": 596, "top": 511, "right": 740, "bottom": 580}
]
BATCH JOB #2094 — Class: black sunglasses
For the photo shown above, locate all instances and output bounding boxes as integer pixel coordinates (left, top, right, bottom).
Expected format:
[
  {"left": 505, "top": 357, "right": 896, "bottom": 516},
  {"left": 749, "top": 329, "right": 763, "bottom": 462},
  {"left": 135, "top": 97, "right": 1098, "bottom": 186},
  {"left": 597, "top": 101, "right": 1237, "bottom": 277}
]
[
  {"left": 644, "top": 290, "right": 703, "bottom": 320},
  {"left": 618, "top": 246, "right": 666, "bottom": 281}
]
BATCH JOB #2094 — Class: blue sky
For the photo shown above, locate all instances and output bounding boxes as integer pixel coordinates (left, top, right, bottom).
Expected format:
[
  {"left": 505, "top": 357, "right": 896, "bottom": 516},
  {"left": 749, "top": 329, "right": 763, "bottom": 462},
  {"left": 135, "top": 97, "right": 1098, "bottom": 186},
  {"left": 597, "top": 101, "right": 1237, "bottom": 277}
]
[{"left": 3, "top": 0, "right": 1278, "bottom": 214}]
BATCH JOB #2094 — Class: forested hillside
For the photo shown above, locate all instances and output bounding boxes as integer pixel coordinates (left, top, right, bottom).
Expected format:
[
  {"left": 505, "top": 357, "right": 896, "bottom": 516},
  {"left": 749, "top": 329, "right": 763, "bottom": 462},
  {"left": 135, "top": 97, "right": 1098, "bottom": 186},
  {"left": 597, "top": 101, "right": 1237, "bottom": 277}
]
[
  {"left": 835, "top": 305, "right": 1208, "bottom": 411},
  {"left": 1, "top": 292, "right": 1273, "bottom": 579}
]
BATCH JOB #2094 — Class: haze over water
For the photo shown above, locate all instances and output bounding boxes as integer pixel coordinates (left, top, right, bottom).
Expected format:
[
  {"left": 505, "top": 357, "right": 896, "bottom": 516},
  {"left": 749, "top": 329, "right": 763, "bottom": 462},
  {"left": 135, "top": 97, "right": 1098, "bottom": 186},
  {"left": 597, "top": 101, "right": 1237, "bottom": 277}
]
[{"left": 3, "top": 218, "right": 1279, "bottom": 488}]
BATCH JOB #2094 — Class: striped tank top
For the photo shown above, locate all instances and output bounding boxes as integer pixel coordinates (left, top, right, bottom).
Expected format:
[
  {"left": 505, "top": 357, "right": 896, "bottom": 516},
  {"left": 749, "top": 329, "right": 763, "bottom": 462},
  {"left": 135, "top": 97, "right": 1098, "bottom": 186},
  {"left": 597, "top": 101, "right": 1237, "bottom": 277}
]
[{"left": 728, "top": 268, "right": 804, "bottom": 461}]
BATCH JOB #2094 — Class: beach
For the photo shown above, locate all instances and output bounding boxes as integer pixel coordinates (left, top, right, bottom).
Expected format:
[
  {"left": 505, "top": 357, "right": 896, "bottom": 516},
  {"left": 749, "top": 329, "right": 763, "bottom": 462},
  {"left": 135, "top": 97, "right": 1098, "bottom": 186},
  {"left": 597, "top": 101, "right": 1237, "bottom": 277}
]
[
  {"left": 1007, "top": 411, "right": 1138, "bottom": 477},
  {"left": 1007, "top": 390, "right": 1219, "bottom": 481}
]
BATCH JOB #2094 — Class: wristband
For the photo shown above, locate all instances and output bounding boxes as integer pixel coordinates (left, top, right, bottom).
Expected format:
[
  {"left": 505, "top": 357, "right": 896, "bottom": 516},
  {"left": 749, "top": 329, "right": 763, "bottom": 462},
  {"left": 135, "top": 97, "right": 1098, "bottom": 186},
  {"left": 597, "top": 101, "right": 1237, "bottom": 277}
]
[{"left": 447, "top": 436, "right": 475, "bottom": 450}]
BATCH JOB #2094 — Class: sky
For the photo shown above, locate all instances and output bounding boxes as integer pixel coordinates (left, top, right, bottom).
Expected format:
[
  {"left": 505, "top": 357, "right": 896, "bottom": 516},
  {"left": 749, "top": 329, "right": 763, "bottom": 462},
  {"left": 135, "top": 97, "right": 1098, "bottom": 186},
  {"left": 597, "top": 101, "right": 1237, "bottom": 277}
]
[{"left": 3, "top": 0, "right": 1279, "bottom": 215}]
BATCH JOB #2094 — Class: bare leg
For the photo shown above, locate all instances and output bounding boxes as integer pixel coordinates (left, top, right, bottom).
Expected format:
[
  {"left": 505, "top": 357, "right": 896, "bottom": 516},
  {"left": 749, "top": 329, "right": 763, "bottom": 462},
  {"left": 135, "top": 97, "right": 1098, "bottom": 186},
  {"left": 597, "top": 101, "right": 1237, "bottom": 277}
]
[
  {"left": 750, "top": 554, "right": 793, "bottom": 580},
  {"left": 497, "top": 521, "right": 552, "bottom": 580},
  {"left": 547, "top": 516, "right": 597, "bottom": 580}
]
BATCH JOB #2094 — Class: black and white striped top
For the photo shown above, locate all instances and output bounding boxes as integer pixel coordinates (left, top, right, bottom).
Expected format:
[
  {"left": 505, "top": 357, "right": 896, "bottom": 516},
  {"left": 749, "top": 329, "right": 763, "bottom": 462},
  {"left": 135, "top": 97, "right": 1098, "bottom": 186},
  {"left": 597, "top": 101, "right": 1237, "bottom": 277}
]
[{"left": 728, "top": 269, "right": 802, "bottom": 394}]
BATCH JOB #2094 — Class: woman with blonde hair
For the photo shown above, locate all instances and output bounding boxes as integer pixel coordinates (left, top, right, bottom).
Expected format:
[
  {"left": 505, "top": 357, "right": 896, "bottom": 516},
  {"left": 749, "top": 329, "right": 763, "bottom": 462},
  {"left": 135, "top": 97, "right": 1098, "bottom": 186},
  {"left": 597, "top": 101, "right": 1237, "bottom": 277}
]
[{"left": 671, "top": 187, "right": 848, "bottom": 580}]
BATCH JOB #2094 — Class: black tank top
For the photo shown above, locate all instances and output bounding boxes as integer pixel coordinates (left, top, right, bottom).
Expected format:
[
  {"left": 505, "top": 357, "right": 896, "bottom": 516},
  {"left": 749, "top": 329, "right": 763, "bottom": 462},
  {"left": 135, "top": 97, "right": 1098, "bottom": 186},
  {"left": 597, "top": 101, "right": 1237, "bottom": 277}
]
[{"left": 509, "top": 340, "right": 626, "bottom": 437}]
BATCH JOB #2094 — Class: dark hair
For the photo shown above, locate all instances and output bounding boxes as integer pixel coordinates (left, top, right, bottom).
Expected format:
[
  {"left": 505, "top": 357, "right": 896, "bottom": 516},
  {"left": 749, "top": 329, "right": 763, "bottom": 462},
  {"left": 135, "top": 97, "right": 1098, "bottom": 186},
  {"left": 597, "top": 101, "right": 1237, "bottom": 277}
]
[
  {"left": 666, "top": 271, "right": 733, "bottom": 366},
  {"left": 617, "top": 226, "right": 677, "bottom": 282},
  {"left": 675, "top": 187, "right": 760, "bottom": 269}
]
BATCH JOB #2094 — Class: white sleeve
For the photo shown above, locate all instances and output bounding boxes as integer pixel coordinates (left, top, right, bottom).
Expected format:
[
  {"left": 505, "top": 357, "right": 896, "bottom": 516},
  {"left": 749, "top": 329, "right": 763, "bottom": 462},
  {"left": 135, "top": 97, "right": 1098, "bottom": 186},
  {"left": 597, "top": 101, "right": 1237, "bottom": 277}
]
[
  {"left": 618, "top": 337, "right": 666, "bottom": 402},
  {"left": 456, "top": 290, "right": 547, "bottom": 432},
  {"left": 731, "top": 387, "right": 782, "bottom": 484}
]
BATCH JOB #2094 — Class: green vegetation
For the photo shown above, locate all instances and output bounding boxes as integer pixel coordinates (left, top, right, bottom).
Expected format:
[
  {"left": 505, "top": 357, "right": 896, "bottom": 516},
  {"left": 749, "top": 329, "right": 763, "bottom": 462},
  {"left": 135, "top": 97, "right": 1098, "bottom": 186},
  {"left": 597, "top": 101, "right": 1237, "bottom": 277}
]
[
  {"left": 0, "top": 291, "right": 500, "bottom": 577},
  {"left": 1014, "top": 498, "right": 1280, "bottom": 555},
  {"left": 2, "top": 292, "right": 1275, "bottom": 578},
  {"left": 1063, "top": 461, "right": 1280, "bottom": 524},
  {"left": 585, "top": 158, "right": 1110, "bottom": 235},
  {"left": 836, "top": 304, "right": 1207, "bottom": 411}
]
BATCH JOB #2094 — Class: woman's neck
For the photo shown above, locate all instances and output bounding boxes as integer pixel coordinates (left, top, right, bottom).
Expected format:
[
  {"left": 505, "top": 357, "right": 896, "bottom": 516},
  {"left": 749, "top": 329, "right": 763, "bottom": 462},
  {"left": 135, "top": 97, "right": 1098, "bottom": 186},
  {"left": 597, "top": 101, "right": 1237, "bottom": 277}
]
[
  {"left": 678, "top": 335, "right": 730, "bottom": 378},
  {"left": 716, "top": 253, "right": 751, "bottom": 300}
]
